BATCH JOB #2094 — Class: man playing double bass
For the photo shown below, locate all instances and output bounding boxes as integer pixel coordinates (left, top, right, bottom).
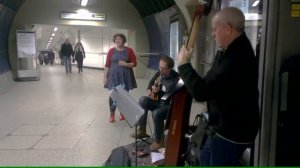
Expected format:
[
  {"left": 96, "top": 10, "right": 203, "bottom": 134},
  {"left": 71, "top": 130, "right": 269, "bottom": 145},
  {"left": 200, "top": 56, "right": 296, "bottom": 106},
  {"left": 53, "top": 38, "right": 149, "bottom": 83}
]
[{"left": 177, "top": 7, "right": 260, "bottom": 166}]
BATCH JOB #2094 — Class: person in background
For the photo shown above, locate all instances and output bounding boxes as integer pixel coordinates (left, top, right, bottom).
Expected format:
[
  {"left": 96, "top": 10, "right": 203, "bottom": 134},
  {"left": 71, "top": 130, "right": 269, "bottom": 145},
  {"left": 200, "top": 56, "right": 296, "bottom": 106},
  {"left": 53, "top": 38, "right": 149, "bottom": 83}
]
[
  {"left": 103, "top": 33, "right": 137, "bottom": 123},
  {"left": 38, "top": 52, "right": 43, "bottom": 65},
  {"left": 49, "top": 51, "right": 55, "bottom": 65},
  {"left": 73, "top": 41, "right": 86, "bottom": 73},
  {"left": 60, "top": 39, "right": 74, "bottom": 73},
  {"left": 58, "top": 49, "right": 63, "bottom": 65},
  {"left": 131, "top": 56, "right": 179, "bottom": 151},
  {"left": 177, "top": 7, "right": 260, "bottom": 166}
]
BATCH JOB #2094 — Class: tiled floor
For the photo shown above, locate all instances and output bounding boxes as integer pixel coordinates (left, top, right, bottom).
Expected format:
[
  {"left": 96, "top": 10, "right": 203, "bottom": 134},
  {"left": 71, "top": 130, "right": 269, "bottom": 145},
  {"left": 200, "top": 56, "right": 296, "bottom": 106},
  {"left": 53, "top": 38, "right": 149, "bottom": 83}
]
[{"left": 0, "top": 65, "right": 205, "bottom": 166}]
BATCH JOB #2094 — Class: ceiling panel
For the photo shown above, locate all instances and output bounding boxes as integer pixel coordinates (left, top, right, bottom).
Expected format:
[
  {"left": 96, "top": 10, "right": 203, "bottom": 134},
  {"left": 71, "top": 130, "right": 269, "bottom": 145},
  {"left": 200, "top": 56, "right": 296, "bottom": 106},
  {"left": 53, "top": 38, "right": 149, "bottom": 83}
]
[
  {"left": 129, "top": 0, "right": 176, "bottom": 18},
  {"left": 0, "top": 0, "right": 25, "bottom": 11}
]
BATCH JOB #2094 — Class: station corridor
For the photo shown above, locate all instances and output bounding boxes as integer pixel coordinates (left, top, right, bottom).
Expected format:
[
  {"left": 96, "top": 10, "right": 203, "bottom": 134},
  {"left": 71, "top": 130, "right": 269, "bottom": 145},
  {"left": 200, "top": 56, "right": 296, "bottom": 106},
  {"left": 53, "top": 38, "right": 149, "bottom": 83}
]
[{"left": 0, "top": 65, "right": 202, "bottom": 166}]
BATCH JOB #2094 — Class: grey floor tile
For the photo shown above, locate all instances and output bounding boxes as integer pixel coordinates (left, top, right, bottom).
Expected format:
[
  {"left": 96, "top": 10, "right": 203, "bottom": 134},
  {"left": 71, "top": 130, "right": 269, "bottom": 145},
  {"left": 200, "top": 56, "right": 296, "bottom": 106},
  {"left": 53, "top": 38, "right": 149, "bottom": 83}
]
[
  {"left": 0, "top": 136, "right": 41, "bottom": 149},
  {"left": 48, "top": 124, "right": 89, "bottom": 139},
  {"left": 11, "top": 124, "right": 55, "bottom": 136},
  {"left": 33, "top": 136, "right": 79, "bottom": 149}
]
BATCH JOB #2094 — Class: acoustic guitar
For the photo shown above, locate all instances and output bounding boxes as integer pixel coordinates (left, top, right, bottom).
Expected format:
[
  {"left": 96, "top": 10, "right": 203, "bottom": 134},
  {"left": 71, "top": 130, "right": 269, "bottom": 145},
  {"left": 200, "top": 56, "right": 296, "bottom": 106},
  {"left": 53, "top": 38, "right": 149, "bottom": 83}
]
[{"left": 149, "top": 74, "right": 162, "bottom": 100}]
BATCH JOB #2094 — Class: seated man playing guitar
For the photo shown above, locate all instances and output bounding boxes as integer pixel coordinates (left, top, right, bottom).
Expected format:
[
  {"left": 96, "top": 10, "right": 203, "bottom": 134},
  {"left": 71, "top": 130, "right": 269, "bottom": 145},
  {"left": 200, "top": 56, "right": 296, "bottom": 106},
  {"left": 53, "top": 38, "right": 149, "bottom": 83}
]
[{"left": 130, "top": 55, "right": 179, "bottom": 151}]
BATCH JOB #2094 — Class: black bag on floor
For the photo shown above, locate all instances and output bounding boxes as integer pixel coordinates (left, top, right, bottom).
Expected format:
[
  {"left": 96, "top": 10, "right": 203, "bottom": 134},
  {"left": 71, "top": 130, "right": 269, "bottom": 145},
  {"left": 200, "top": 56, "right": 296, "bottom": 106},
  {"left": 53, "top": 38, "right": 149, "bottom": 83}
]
[
  {"left": 185, "top": 112, "right": 209, "bottom": 166},
  {"left": 105, "top": 146, "right": 131, "bottom": 166}
]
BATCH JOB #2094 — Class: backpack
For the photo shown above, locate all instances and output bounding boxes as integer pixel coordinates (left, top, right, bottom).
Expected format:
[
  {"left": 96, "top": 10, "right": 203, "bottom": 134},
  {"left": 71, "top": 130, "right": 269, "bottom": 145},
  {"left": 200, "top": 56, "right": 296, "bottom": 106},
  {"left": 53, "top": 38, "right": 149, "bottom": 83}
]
[
  {"left": 105, "top": 146, "right": 131, "bottom": 166},
  {"left": 185, "top": 112, "right": 209, "bottom": 166}
]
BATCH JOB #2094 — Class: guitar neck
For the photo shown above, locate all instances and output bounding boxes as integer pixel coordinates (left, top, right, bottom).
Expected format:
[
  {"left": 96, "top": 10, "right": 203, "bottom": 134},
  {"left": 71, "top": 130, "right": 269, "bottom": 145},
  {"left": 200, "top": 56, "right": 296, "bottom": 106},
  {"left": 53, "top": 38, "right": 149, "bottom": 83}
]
[
  {"left": 186, "top": 4, "right": 206, "bottom": 50},
  {"left": 187, "top": 15, "right": 202, "bottom": 50}
]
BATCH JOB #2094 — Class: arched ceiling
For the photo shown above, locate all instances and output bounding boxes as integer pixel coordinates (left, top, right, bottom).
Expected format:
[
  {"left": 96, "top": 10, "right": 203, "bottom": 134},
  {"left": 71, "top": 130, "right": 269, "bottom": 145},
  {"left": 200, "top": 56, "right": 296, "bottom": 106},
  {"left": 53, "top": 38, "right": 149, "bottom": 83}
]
[
  {"left": 0, "top": 0, "right": 176, "bottom": 18},
  {"left": 0, "top": 0, "right": 25, "bottom": 10},
  {"left": 129, "top": 0, "right": 176, "bottom": 18}
]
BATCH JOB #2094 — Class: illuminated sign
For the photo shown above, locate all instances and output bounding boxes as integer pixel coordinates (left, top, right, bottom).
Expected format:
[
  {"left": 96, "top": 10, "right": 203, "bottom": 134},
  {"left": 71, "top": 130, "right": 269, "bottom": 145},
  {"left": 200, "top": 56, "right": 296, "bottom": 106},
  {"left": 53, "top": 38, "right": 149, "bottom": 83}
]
[
  {"left": 245, "top": 13, "right": 262, "bottom": 20},
  {"left": 60, "top": 12, "right": 105, "bottom": 21}
]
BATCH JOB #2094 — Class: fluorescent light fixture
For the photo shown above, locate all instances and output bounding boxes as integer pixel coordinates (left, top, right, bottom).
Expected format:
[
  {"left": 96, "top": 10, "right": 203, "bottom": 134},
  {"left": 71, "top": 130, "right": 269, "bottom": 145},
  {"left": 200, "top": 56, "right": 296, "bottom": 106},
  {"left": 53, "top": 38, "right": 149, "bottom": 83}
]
[
  {"left": 252, "top": 0, "right": 260, "bottom": 7},
  {"left": 53, "top": 27, "right": 58, "bottom": 31},
  {"left": 60, "top": 11, "right": 105, "bottom": 21},
  {"left": 50, "top": 37, "right": 53, "bottom": 40},
  {"left": 52, "top": 33, "right": 55, "bottom": 36},
  {"left": 81, "top": 0, "right": 88, "bottom": 6},
  {"left": 77, "top": 9, "right": 89, "bottom": 14},
  {"left": 67, "top": 20, "right": 103, "bottom": 26}
]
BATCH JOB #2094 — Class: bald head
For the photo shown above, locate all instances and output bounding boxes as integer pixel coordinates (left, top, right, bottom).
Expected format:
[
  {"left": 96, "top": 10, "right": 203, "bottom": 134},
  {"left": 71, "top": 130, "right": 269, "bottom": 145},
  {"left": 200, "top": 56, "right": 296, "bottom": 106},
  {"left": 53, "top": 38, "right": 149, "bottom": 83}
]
[
  {"left": 211, "top": 7, "right": 245, "bottom": 49},
  {"left": 214, "top": 7, "right": 245, "bottom": 32}
]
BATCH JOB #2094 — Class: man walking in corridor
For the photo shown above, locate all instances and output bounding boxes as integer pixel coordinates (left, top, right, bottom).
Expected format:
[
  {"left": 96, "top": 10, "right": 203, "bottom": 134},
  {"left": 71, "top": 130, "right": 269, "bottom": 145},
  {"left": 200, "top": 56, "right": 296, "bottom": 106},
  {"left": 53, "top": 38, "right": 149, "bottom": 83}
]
[{"left": 60, "top": 39, "right": 74, "bottom": 73}]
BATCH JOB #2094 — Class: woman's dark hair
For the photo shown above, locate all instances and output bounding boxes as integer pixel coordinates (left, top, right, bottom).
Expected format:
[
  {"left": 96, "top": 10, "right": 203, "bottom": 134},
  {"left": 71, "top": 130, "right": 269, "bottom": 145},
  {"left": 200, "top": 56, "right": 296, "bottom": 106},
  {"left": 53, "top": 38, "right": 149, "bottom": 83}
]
[
  {"left": 160, "top": 55, "right": 174, "bottom": 69},
  {"left": 113, "top": 33, "right": 127, "bottom": 43}
]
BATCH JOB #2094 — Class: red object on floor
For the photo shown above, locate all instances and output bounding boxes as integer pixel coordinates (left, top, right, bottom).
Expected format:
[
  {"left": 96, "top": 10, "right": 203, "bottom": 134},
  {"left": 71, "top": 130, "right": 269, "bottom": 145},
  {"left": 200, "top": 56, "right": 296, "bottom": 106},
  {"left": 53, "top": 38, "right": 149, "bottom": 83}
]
[
  {"left": 109, "top": 114, "right": 115, "bottom": 123},
  {"left": 119, "top": 114, "right": 125, "bottom": 121}
]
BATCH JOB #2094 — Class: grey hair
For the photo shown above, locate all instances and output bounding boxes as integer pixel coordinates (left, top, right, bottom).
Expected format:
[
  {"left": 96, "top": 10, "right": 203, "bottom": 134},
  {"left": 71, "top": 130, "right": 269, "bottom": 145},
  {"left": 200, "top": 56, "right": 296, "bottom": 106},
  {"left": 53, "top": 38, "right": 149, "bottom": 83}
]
[{"left": 215, "top": 7, "right": 245, "bottom": 32}]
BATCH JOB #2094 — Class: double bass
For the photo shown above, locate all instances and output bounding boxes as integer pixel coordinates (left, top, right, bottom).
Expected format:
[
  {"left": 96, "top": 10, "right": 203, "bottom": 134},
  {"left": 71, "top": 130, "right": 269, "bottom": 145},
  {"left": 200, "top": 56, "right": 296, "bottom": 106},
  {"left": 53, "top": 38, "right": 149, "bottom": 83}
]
[{"left": 163, "top": 0, "right": 213, "bottom": 166}]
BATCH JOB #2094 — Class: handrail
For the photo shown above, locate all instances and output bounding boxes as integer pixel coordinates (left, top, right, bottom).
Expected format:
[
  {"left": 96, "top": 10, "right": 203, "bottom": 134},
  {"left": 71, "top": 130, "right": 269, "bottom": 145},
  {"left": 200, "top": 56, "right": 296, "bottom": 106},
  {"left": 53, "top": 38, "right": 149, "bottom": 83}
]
[{"left": 84, "top": 52, "right": 160, "bottom": 55}]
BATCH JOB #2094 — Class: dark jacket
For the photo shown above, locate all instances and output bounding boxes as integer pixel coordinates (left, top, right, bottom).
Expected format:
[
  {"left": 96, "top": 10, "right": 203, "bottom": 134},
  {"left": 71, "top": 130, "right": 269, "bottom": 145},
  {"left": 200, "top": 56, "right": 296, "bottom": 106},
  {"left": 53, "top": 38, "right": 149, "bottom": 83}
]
[
  {"left": 147, "top": 70, "right": 179, "bottom": 104},
  {"left": 61, "top": 43, "right": 73, "bottom": 57},
  {"left": 74, "top": 46, "right": 86, "bottom": 61},
  {"left": 178, "top": 33, "right": 260, "bottom": 143}
]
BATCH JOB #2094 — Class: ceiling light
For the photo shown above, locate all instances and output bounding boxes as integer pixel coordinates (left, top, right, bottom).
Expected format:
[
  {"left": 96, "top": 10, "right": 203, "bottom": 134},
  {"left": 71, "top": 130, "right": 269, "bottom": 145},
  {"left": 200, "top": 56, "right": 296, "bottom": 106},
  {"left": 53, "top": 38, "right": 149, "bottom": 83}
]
[
  {"left": 77, "top": 9, "right": 90, "bottom": 15},
  {"left": 53, "top": 27, "right": 58, "bottom": 32},
  {"left": 60, "top": 11, "right": 106, "bottom": 21},
  {"left": 52, "top": 33, "right": 55, "bottom": 36},
  {"left": 81, "top": 0, "right": 88, "bottom": 6},
  {"left": 245, "top": 13, "right": 261, "bottom": 20},
  {"left": 50, "top": 37, "right": 53, "bottom": 40},
  {"left": 252, "top": 0, "right": 260, "bottom": 7}
]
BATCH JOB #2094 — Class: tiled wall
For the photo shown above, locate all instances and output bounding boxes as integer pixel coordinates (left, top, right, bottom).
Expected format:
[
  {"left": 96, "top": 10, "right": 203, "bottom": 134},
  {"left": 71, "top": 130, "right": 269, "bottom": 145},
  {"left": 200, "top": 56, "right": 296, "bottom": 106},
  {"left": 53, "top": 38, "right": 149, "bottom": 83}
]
[
  {"left": 0, "top": 3, "right": 15, "bottom": 74},
  {"left": 0, "top": 1, "right": 24, "bottom": 93},
  {"left": 143, "top": 6, "right": 180, "bottom": 70},
  {"left": 0, "top": 71, "right": 15, "bottom": 94}
]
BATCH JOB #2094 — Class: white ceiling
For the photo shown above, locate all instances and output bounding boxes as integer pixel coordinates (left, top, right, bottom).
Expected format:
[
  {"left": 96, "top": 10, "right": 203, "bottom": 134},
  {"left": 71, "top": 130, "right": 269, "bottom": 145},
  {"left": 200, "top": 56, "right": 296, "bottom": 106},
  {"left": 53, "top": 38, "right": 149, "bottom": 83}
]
[
  {"left": 31, "top": 0, "right": 262, "bottom": 52},
  {"left": 32, "top": 24, "right": 78, "bottom": 52}
]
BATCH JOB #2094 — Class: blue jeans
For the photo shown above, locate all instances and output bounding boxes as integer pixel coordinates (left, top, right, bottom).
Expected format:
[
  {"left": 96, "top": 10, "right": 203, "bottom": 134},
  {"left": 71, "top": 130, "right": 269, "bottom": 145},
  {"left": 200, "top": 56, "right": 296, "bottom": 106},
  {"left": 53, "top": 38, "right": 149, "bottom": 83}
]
[
  {"left": 138, "top": 96, "right": 169, "bottom": 142},
  {"left": 200, "top": 134, "right": 249, "bottom": 166},
  {"left": 63, "top": 56, "right": 72, "bottom": 73}
]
